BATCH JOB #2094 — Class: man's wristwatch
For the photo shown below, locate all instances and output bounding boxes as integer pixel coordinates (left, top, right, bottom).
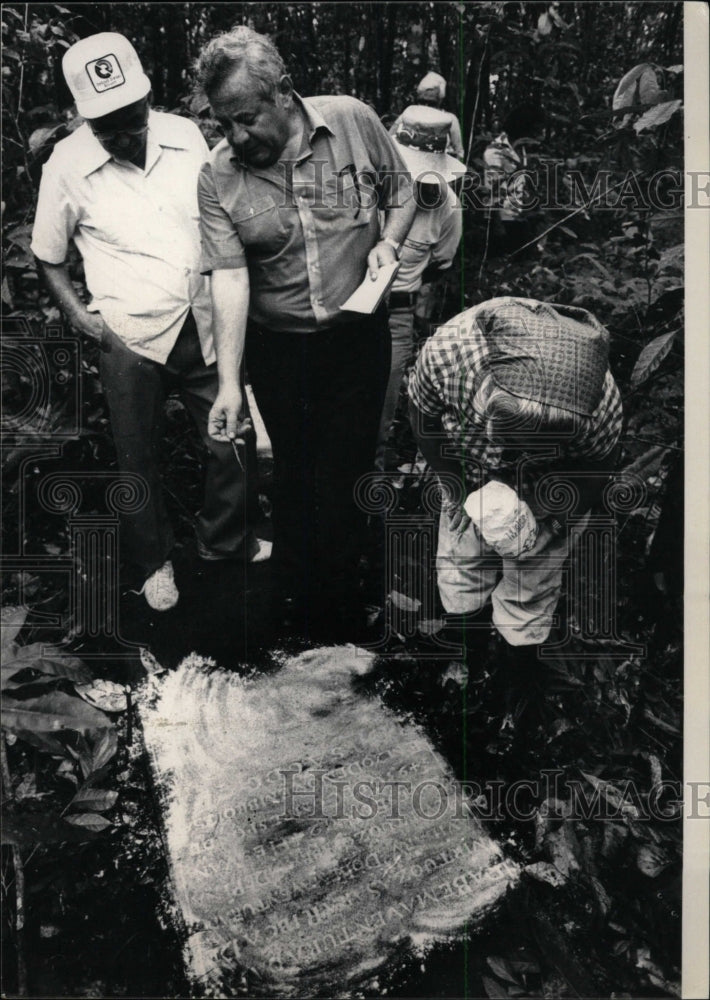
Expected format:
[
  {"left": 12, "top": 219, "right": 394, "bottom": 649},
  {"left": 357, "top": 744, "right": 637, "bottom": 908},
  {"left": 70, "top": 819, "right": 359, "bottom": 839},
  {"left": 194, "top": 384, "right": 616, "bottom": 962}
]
[{"left": 380, "top": 235, "right": 401, "bottom": 259}]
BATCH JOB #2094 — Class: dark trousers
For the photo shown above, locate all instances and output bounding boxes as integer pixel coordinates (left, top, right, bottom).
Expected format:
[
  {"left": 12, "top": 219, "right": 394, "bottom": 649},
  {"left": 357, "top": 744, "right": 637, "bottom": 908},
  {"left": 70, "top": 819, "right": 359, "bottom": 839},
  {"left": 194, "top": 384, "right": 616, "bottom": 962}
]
[
  {"left": 100, "top": 312, "right": 259, "bottom": 578},
  {"left": 247, "top": 310, "right": 391, "bottom": 611}
]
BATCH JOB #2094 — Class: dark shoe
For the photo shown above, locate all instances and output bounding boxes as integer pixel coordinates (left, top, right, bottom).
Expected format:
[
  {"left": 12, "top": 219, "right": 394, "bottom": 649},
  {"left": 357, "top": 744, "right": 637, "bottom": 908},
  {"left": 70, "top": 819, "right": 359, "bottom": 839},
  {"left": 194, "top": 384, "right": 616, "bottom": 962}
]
[
  {"left": 494, "top": 641, "right": 549, "bottom": 737},
  {"left": 277, "top": 595, "right": 311, "bottom": 636},
  {"left": 441, "top": 606, "right": 493, "bottom": 664}
]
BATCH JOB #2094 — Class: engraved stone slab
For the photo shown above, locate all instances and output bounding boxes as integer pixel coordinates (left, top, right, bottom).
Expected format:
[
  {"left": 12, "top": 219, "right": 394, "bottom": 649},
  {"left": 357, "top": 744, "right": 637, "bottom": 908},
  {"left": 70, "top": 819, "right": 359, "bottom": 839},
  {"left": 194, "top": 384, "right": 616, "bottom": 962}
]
[{"left": 139, "top": 647, "right": 519, "bottom": 997}]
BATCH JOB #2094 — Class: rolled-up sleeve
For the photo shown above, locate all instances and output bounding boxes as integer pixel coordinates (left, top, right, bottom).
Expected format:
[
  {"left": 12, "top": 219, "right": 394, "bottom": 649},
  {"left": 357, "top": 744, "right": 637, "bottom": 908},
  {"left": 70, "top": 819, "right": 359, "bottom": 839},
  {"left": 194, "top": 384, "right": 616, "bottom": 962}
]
[
  {"left": 359, "top": 104, "right": 413, "bottom": 212},
  {"left": 30, "top": 159, "right": 78, "bottom": 264},
  {"left": 198, "top": 161, "right": 247, "bottom": 274}
]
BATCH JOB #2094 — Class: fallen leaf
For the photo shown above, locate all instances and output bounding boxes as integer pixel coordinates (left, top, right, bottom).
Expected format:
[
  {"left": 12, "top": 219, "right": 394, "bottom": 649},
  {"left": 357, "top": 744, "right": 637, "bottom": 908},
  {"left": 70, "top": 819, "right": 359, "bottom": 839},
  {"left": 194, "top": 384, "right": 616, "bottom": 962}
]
[
  {"left": 2, "top": 690, "right": 110, "bottom": 734},
  {"left": 581, "top": 772, "right": 641, "bottom": 819},
  {"left": 75, "top": 679, "right": 127, "bottom": 713},
  {"left": 524, "top": 861, "right": 567, "bottom": 887},
  {"left": 636, "top": 843, "right": 672, "bottom": 877},
  {"left": 139, "top": 647, "right": 165, "bottom": 675},
  {"left": 543, "top": 823, "right": 581, "bottom": 876},
  {"left": 388, "top": 590, "right": 422, "bottom": 613},
  {"left": 442, "top": 661, "right": 468, "bottom": 688},
  {"left": 418, "top": 618, "right": 445, "bottom": 636}
]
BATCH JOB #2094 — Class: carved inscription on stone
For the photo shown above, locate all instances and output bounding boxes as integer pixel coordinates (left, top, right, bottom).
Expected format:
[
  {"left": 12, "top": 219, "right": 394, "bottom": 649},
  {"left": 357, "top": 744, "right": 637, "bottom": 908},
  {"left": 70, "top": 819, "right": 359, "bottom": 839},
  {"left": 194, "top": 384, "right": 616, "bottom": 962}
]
[{"left": 140, "top": 647, "right": 519, "bottom": 996}]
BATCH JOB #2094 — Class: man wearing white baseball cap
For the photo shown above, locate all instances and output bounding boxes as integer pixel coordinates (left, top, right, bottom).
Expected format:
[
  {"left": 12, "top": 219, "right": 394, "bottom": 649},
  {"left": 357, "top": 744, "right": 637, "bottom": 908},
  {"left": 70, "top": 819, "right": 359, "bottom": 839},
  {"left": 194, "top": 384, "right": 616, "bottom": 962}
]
[{"left": 31, "top": 32, "right": 266, "bottom": 612}]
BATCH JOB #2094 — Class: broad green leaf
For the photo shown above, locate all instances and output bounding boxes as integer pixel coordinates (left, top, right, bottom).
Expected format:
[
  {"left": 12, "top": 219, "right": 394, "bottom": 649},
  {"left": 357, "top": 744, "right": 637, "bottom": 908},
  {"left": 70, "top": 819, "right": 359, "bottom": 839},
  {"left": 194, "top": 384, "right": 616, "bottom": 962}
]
[
  {"left": 486, "top": 956, "right": 523, "bottom": 987},
  {"left": 1, "top": 605, "right": 27, "bottom": 660},
  {"left": 656, "top": 244, "right": 684, "bottom": 274},
  {"left": 66, "top": 812, "right": 112, "bottom": 832},
  {"left": 14, "top": 728, "right": 66, "bottom": 756},
  {"left": 2, "top": 809, "right": 100, "bottom": 847},
  {"left": 612, "top": 64, "right": 661, "bottom": 111},
  {"left": 1, "top": 665, "right": 29, "bottom": 690},
  {"left": 630, "top": 331, "right": 676, "bottom": 388},
  {"left": 1, "top": 276, "right": 13, "bottom": 308},
  {"left": 28, "top": 124, "right": 65, "bottom": 154},
  {"left": 87, "top": 727, "right": 118, "bottom": 772},
  {"left": 2, "top": 643, "right": 93, "bottom": 687},
  {"left": 482, "top": 974, "right": 512, "bottom": 999},
  {"left": 2, "top": 690, "right": 110, "bottom": 734},
  {"left": 69, "top": 786, "right": 118, "bottom": 813},
  {"left": 6, "top": 224, "right": 33, "bottom": 251},
  {"left": 634, "top": 99, "right": 682, "bottom": 133}
]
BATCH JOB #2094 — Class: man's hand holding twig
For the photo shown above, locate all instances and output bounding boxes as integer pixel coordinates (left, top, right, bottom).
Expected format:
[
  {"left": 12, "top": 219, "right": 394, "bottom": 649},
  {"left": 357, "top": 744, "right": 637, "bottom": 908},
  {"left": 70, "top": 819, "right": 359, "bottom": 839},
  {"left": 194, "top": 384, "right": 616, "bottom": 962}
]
[{"left": 208, "top": 385, "right": 251, "bottom": 443}]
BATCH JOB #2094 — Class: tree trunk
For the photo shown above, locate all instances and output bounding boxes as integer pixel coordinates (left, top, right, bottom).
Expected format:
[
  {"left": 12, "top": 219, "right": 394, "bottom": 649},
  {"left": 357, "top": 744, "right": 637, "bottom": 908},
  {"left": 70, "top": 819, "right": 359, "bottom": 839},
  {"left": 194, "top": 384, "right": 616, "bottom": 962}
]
[
  {"left": 151, "top": 20, "right": 165, "bottom": 106},
  {"left": 381, "top": 4, "right": 397, "bottom": 115},
  {"left": 462, "top": 26, "right": 490, "bottom": 160},
  {"left": 165, "top": 7, "right": 186, "bottom": 109}
]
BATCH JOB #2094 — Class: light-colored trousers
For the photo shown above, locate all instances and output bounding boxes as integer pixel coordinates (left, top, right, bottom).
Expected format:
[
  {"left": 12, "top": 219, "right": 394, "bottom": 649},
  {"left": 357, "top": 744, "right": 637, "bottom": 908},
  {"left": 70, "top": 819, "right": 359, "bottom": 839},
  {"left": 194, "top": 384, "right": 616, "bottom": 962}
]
[{"left": 436, "top": 512, "right": 588, "bottom": 646}]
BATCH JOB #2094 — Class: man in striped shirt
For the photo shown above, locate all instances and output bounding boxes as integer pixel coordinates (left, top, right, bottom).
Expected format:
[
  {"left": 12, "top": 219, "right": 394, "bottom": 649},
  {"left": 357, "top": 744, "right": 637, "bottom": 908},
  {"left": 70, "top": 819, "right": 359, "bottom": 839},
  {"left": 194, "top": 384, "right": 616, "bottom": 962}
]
[{"left": 408, "top": 297, "right": 623, "bottom": 652}]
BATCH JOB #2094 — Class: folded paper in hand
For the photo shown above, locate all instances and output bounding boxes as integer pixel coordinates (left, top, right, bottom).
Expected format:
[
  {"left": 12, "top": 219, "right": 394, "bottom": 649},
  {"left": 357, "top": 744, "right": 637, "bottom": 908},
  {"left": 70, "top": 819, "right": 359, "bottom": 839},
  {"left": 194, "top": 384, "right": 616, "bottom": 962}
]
[{"left": 340, "top": 261, "right": 401, "bottom": 314}]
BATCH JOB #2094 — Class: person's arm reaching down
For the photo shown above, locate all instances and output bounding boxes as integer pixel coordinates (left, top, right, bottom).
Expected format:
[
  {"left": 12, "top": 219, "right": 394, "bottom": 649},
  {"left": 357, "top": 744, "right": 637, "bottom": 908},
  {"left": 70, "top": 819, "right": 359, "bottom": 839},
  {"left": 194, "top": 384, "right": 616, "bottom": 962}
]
[
  {"left": 36, "top": 259, "right": 110, "bottom": 345},
  {"left": 207, "top": 267, "right": 250, "bottom": 442},
  {"left": 408, "top": 397, "right": 470, "bottom": 533}
]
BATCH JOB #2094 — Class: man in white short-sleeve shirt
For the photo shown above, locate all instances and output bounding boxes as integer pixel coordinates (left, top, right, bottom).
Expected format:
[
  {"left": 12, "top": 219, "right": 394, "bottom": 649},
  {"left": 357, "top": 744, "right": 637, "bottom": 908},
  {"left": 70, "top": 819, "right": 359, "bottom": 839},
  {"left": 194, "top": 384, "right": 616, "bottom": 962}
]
[{"left": 31, "top": 32, "right": 265, "bottom": 611}]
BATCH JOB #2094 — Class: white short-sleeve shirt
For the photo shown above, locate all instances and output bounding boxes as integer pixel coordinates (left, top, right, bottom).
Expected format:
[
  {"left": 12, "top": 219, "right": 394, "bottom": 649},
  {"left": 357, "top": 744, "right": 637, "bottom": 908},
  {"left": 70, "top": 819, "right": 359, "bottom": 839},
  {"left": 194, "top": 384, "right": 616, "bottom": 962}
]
[
  {"left": 392, "top": 186, "right": 462, "bottom": 294},
  {"left": 31, "top": 110, "right": 214, "bottom": 365}
]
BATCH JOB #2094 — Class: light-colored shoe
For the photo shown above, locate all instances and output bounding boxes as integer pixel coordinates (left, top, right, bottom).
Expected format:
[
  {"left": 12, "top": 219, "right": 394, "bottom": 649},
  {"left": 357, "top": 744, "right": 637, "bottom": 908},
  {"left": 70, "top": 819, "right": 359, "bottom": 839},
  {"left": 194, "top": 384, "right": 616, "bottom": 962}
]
[
  {"left": 250, "top": 538, "right": 272, "bottom": 563},
  {"left": 140, "top": 560, "right": 179, "bottom": 611}
]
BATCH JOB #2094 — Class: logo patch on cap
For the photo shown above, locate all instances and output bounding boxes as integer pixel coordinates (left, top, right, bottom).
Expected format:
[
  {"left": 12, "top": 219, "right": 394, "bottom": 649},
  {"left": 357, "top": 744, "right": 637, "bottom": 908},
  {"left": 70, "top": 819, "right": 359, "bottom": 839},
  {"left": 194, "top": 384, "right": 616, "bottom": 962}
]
[{"left": 85, "top": 53, "right": 125, "bottom": 93}]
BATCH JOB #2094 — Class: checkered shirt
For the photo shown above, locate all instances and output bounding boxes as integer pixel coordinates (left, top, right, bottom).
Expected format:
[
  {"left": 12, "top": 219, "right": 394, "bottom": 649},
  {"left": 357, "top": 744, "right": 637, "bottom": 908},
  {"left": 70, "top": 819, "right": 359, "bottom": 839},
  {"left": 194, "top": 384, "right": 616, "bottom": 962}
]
[{"left": 408, "top": 299, "right": 624, "bottom": 491}]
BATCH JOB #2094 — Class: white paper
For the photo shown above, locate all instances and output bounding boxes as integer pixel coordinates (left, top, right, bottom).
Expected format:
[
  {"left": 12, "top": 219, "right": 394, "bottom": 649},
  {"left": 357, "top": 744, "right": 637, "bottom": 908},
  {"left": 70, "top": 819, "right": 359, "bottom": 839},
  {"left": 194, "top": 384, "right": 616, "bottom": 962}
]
[{"left": 340, "top": 261, "right": 401, "bottom": 314}]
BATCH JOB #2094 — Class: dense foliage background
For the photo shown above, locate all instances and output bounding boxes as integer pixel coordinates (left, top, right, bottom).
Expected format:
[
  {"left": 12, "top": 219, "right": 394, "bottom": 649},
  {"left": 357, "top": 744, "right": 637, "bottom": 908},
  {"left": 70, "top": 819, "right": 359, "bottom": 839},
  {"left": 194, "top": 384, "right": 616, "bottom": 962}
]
[{"left": 2, "top": 3, "right": 685, "bottom": 998}]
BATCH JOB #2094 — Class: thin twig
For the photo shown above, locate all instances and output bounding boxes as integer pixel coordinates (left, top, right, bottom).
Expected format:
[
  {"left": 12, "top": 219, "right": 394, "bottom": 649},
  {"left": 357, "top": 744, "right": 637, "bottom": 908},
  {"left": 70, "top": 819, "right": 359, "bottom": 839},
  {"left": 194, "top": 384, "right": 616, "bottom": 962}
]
[
  {"left": 12, "top": 845, "right": 27, "bottom": 996},
  {"left": 1, "top": 738, "right": 28, "bottom": 996},
  {"left": 626, "top": 436, "right": 682, "bottom": 452},
  {"left": 465, "top": 26, "right": 489, "bottom": 166},
  {"left": 509, "top": 171, "right": 648, "bottom": 257},
  {"left": 1, "top": 736, "right": 12, "bottom": 799},
  {"left": 17, "top": 4, "right": 28, "bottom": 116}
]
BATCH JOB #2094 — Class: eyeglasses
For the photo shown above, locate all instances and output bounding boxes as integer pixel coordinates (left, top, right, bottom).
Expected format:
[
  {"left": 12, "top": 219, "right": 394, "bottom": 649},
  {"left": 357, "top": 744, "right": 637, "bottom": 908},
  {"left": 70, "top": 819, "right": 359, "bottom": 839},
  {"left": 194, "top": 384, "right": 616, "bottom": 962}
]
[{"left": 91, "top": 122, "right": 149, "bottom": 143}]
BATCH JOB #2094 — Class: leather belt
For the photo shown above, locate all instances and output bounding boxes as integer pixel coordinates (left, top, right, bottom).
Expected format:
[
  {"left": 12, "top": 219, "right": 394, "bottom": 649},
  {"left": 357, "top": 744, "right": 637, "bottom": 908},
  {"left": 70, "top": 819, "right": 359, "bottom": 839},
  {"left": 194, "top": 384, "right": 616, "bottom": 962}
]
[{"left": 389, "top": 291, "right": 417, "bottom": 310}]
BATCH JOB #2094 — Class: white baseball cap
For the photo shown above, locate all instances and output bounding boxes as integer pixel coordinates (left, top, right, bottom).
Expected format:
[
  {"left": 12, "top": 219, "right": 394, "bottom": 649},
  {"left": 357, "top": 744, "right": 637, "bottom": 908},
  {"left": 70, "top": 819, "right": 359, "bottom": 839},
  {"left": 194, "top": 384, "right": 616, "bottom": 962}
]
[{"left": 62, "top": 32, "right": 151, "bottom": 119}]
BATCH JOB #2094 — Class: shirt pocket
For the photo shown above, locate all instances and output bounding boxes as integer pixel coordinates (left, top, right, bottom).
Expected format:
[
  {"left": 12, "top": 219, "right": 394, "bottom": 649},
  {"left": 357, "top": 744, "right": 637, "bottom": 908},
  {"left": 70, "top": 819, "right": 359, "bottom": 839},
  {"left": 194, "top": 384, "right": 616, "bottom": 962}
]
[
  {"left": 230, "top": 195, "right": 288, "bottom": 253},
  {"left": 318, "top": 176, "right": 373, "bottom": 225},
  {"left": 401, "top": 235, "right": 434, "bottom": 266}
]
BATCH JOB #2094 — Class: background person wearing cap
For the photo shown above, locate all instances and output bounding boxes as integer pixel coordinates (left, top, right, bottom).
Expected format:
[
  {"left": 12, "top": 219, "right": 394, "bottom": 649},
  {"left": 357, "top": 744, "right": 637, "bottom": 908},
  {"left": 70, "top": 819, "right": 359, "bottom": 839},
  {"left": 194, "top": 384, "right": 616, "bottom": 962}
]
[
  {"left": 31, "top": 32, "right": 266, "bottom": 613},
  {"left": 390, "top": 72, "right": 465, "bottom": 160},
  {"left": 375, "top": 105, "right": 464, "bottom": 471},
  {"left": 407, "top": 297, "right": 623, "bottom": 679},
  {"left": 195, "top": 26, "right": 416, "bottom": 640}
]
